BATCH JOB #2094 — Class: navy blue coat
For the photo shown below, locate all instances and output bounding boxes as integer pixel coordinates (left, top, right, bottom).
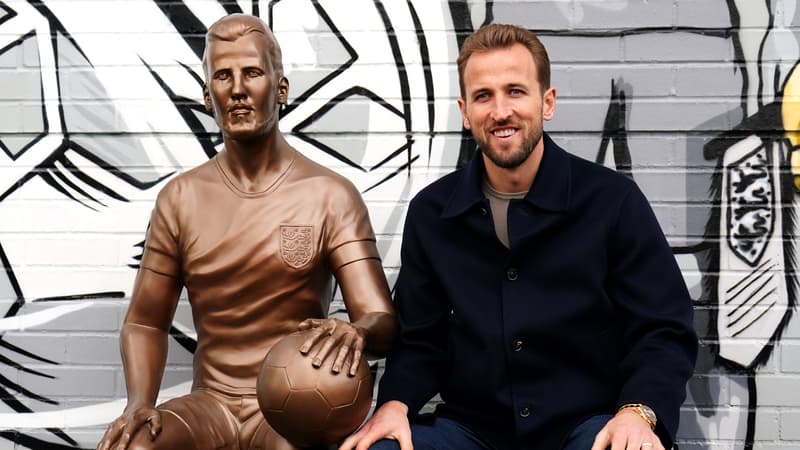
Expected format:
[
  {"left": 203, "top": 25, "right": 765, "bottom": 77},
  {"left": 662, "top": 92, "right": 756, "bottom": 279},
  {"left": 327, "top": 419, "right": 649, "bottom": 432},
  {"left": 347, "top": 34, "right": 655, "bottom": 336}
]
[{"left": 376, "top": 134, "right": 698, "bottom": 449}]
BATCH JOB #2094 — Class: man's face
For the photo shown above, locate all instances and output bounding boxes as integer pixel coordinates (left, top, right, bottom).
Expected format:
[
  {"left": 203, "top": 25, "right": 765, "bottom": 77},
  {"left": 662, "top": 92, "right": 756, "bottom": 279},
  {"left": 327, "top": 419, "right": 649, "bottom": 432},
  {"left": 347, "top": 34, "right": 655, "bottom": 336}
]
[
  {"left": 203, "top": 33, "right": 288, "bottom": 142},
  {"left": 458, "top": 43, "right": 555, "bottom": 169}
]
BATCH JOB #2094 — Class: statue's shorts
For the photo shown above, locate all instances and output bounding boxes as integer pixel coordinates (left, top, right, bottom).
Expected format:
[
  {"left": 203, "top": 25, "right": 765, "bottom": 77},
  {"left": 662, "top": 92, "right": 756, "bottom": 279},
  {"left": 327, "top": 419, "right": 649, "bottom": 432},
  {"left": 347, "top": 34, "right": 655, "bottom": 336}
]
[{"left": 159, "top": 388, "right": 292, "bottom": 450}]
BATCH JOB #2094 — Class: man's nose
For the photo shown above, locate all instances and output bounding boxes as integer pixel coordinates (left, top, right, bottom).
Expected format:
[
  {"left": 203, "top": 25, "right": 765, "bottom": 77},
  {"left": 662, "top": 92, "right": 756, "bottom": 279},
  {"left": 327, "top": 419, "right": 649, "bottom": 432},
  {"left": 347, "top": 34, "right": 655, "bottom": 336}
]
[{"left": 490, "top": 96, "right": 512, "bottom": 122}]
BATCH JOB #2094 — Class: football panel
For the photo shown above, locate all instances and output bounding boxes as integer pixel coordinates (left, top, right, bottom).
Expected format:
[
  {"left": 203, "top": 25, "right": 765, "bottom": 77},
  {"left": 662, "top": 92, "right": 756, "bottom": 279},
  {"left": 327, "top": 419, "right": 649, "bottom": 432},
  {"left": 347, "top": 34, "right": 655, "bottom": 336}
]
[
  {"left": 283, "top": 388, "right": 332, "bottom": 431},
  {"left": 322, "top": 379, "right": 373, "bottom": 444},
  {"left": 256, "top": 366, "right": 292, "bottom": 411}
]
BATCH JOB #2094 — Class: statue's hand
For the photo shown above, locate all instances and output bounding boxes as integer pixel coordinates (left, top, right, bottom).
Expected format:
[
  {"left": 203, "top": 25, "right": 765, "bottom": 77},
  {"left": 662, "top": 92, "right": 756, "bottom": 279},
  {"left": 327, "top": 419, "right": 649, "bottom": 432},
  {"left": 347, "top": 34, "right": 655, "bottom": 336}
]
[
  {"left": 297, "top": 318, "right": 366, "bottom": 376},
  {"left": 96, "top": 405, "right": 162, "bottom": 450}
]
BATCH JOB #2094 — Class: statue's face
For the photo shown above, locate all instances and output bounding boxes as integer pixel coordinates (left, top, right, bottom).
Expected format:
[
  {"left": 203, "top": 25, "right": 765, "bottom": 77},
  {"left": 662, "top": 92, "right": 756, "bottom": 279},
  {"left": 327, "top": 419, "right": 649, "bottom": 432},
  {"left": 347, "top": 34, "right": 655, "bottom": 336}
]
[{"left": 203, "top": 32, "right": 287, "bottom": 142}]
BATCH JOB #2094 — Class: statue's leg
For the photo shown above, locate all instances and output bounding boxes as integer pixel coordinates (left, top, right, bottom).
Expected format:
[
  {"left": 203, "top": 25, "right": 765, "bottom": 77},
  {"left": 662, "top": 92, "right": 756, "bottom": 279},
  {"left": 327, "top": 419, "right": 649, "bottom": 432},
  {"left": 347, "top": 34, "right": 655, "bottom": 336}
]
[
  {"left": 125, "top": 408, "right": 199, "bottom": 450},
  {"left": 127, "top": 390, "right": 239, "bottom": 450},
  {"left": 247, "top": 419, "right": 300, "bottom": 450},
  {"left": 239, "top": 396, "right": 298, "bottom": 450}
]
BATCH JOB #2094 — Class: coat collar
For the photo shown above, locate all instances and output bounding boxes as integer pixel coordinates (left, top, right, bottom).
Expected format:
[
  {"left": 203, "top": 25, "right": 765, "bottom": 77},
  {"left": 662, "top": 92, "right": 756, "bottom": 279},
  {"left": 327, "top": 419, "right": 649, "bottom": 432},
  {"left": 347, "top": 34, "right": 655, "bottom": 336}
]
[{"left": 442, "top": 133, "right": 572, "bottom": 219}]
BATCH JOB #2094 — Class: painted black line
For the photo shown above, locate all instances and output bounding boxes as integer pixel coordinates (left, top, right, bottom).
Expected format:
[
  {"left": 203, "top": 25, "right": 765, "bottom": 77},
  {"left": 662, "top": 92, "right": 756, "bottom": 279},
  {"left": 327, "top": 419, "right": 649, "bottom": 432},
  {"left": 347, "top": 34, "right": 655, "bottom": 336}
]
[
  {"left": 0, "top": 353, "right": 55, "bottom": 379},
  {"left": 169, "top": 325, "right": 197, "bottom": 354},
  {"left": 364, "top": 154, "right": 420, "bottom": 193},
  {"left": 143, "top": 58, "right": 219, "bottom": 159},
  {"left": 39, "top": 171, "right": 98, "bottom": 211},
  {"left": 727, "top": 273, "right": 773, "bottom": 315},
  {"left": 0, "top": 371, "right": 57, "bottom": 404},
  {"left": 0, "top": 430, "right": 84, "bottom": 450},
  {"left": 731, "top": 300, "right": 777, "bottom": 338},
  {"left": 50, "top": 163, "right": 105, "bottom": 207},
  {"left": 728, "top": 287, "right": 776, "bottom": 328},
  {"left": 59, "top": 155, "right": 128, "bottom": 203},
  {"left": 293, "top": 86, "right": 403, "bottom": 171},
  {"left": 406, "top": 0, "right": 435, "bottom": 165},
  {"left": 69, "top": 142, "right": 173, "bottom": 190},
  {"left": 0, "top": 2, "right": 17, "bottom": 27},
  {"left": 32, "top": 291, "right": 124, "bottom": 302},
  {"left": 154, "top": 0, "right": 208, "bottom": 59},
  {"left": 269, "top": 0, "right": 358, "bottom": 117},
  {"left": 374, "top": 0, "right": 411, "bottom": 135},
  {"left": 0, "top": 340, "right": 58, "bottom": 365},
  {"left": 371, "top": 141, "right": 413, "bottom": 171},
  {"left": 0, "top": 243, "right": 24, "bottom": 308},
  {"left": 725, "top": 259, "right": 774, "bottom": 294}
]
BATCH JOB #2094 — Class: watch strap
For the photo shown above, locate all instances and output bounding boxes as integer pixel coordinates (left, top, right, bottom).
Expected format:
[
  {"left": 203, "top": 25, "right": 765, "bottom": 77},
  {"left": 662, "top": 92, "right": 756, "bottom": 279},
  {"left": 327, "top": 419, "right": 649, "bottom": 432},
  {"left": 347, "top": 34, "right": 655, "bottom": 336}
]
[{"left": 618, "top": 403, "right": 656, "bottom": 430}]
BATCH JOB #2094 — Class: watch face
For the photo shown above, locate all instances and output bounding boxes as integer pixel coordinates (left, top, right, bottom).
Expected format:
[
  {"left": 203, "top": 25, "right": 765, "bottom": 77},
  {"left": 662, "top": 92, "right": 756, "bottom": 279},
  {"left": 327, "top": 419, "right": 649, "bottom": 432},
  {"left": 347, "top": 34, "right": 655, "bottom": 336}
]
[{"left": 637, "top": 405, "right": 657, "bottom": 427}]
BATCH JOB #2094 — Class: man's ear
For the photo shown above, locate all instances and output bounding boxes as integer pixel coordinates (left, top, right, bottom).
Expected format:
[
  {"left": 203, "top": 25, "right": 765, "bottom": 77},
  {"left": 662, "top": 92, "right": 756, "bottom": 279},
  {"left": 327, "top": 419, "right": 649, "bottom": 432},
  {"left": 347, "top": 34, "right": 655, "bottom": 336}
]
[
  {"left": 203, "top": 84, "right": 213, "bottom": 112},
  {"left": 542, "top": 87, "right": 556, "bottom": 121},
  {"left": 277, "top": 76, "right": 289, "bottom": 105},
  {"left": 457, "top": 97, "right": 471, "bottom": 130}
]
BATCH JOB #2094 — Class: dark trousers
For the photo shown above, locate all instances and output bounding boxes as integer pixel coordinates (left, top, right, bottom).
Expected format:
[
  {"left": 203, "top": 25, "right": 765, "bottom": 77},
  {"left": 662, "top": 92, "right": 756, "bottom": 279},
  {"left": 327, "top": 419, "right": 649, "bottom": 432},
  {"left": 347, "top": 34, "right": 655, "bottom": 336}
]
[{"left": 369, "top": 414, "right": 613, "bottom": 450}]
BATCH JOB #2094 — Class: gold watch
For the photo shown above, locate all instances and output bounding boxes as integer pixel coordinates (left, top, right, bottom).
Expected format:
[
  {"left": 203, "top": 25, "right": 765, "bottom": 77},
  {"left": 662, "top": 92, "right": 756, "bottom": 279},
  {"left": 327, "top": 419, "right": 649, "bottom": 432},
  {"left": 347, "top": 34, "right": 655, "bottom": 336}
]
[{"left": 619, "top": 403, "right": 656, "bottom": 430}]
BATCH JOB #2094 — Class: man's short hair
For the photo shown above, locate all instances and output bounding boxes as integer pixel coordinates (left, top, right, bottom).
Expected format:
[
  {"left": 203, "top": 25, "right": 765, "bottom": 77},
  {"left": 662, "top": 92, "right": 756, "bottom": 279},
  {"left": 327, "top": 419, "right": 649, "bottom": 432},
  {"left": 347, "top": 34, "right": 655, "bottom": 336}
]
[
  {"left": 202, "top": 14, "right": 284, "bottom": 80},
  {"left": 457, "top": 23, "right": 550, "bottom": 98}
]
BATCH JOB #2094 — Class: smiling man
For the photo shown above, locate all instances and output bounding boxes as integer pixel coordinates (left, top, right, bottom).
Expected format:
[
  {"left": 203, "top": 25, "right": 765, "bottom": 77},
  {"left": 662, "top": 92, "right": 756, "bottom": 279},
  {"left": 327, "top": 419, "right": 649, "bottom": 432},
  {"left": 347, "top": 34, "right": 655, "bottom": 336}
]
[
  {"left": 96, "top": 13, "right": 396, "bottom": 450},
  {"left": 341, "top": 24, "right": 697, "bottom": 450}
]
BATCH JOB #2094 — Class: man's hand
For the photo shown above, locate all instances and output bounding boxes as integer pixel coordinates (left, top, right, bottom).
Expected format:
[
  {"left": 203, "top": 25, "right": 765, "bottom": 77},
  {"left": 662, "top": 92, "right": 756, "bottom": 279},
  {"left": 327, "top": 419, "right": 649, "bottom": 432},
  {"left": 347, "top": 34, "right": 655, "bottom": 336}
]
[
  {"left": 96, "top": 406, "right": 162, "bottom": 450},
  {"left": 298, "top": 318, "right": 366, "bottom": 376},
  {"left": 590, "top": 409, "right": 664, "bottom": 450},
  {"left": 339, "top": 401, "right": 412, "bottom": 450}
]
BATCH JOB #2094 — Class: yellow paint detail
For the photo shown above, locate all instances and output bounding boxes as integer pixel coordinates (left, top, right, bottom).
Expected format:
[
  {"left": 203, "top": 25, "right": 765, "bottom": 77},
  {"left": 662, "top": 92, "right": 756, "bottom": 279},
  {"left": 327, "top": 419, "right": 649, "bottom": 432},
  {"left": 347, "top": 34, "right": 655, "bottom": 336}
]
[
  {"left": 782, "top": 63, "right": 800, "bottom": 190},
  {"left": 783, "top": 63, "right": 800, "bottom": 147}
]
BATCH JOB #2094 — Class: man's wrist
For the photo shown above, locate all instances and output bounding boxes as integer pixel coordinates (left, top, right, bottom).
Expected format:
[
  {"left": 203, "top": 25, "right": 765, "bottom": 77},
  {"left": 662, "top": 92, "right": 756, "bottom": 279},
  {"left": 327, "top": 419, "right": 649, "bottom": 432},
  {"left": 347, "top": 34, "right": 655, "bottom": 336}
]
[{"left": 618, "top": 403, "right": 656, "bottom": 430}]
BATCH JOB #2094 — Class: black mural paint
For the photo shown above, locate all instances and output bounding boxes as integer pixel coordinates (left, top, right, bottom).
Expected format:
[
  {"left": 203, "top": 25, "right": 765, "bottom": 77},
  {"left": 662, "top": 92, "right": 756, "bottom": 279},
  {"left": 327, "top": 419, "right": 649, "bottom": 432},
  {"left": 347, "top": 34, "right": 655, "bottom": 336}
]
[
  {"left": 270, "top": 0, "right": 357, "bottom": 118},
  {"left": 596, "top": 79, "right": 633, "bottom": 178},
  {"left": 142, "top": 58, "right": 220, "bottom": 159}
]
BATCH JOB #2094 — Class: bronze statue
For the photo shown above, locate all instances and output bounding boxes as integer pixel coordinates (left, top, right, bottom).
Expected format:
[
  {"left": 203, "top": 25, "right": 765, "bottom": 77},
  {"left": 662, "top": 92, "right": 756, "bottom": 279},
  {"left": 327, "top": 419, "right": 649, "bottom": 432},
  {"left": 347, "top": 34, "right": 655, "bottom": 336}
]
[{"left": 97, "top": 13, "right": 396, "bottom": 450}]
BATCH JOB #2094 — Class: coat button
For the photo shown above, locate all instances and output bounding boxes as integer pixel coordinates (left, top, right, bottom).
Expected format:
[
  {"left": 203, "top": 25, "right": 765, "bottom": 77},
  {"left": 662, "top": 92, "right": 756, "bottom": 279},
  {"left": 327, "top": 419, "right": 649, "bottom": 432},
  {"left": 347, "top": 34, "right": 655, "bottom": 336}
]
[
  {"left": 519, "top": 406, "right": 531, "bottom": 418},
  {"left": 506, "top": 268, "right": 518, "bottom": 281},
  {"left": 512, "top": 340, "right": 523, "bottom": 352},
  {"left": 479, "top": 207, "right": 488, "bottom": 216}
]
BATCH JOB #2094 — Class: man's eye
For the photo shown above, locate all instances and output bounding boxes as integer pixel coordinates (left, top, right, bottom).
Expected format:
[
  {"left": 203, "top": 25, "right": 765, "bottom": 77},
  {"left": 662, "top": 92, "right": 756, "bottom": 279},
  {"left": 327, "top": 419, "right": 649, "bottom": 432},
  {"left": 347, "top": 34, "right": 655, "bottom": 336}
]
[
  {"left": 475, "top": 93, "right": 489, "bottom": 101},
  {"left": 215, "top": 72, "right": 230, "bottom": 80},
  {"left": 247, "top": 70, "right": 262, "bottom": 77}
]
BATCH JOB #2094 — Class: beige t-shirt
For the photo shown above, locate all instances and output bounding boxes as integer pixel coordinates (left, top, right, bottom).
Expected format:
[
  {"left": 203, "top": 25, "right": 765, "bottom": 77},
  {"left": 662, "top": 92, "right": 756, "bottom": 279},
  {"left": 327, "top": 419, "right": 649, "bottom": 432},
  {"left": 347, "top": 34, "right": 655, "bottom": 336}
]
[
  {"left": 140, "top": 149, "right": 379, "bottom": 394},
  {"left": 482, "top": 179, "right": 527, "bottom": 248}
]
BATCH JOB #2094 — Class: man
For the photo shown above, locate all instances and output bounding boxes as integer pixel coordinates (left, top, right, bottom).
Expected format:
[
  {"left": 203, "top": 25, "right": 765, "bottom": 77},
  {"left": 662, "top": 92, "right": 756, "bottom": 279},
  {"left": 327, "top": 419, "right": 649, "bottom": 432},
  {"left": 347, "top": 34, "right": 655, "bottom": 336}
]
[
  {"left": 341, "top": 24, "right": 697, "bottom": 450},
  {"left": 97, "top": 14, "right": 396, "bottom": 450}
]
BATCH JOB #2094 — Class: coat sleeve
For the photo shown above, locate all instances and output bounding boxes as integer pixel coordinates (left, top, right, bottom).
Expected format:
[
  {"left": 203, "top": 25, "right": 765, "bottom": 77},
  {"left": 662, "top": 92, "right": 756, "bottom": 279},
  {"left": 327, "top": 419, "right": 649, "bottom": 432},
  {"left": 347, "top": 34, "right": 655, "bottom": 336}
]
[
  {"left": 375, "top": 196, "right": 450, "bottom": 415},
  {"left": 608, "top": 183, "right": 698, "bottom": 448}
]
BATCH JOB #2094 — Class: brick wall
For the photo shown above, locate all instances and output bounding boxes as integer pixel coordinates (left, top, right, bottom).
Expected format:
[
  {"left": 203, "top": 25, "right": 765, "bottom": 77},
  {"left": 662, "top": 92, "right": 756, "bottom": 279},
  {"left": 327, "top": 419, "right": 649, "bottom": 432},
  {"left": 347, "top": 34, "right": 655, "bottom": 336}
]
[{"left": 0, "top": 0, "right": 798, "bottom": 448}]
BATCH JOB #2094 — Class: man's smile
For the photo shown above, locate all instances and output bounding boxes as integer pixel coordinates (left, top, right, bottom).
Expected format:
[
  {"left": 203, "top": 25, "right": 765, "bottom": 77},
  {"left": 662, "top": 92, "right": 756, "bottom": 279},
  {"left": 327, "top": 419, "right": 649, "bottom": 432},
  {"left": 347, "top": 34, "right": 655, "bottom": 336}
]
[{"left": 491, "top": 127, "right": 517, "bottom": 138}]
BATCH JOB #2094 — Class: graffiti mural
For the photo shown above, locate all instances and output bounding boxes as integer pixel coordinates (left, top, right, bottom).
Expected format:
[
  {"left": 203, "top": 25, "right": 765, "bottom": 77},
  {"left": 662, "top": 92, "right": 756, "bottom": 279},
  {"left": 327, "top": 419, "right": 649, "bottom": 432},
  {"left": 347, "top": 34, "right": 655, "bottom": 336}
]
[
  {"left": 0, "top": 0, "right": 798, "bottom": 448},
  {"left": 484, "top": 1, "right": 800, "bottom": 448},
  {"left": 0, "top": 0, "right": 459, "bottom": 448}
]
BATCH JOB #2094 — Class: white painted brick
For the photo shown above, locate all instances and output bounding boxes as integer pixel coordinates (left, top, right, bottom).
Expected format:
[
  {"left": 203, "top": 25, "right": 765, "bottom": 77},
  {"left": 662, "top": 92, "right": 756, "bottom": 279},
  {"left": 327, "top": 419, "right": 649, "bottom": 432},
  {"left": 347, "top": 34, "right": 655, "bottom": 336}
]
[{"left": 777, "top": 409, "right": 800, "bottom": 440}]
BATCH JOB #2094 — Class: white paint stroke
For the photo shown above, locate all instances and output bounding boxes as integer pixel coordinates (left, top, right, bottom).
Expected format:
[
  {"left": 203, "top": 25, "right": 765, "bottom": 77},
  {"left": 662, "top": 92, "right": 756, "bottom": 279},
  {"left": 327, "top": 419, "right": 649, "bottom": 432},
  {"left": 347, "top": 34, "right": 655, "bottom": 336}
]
[
  {"left": 0, "top": 302, "right": 94, "bottom": 331},
  {"left": 0, "top": 382, "right": 191, "bottom": 428}
]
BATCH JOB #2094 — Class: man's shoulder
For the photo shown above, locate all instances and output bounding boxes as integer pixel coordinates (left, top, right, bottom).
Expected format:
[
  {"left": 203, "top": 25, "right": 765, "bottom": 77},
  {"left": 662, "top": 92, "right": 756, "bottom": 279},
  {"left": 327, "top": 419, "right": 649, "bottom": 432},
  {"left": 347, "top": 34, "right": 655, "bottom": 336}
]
[
  {"left": 416, "top": 165, "right": 460, "bottom": 194},
  {"left": 562, "top": 149, "right": 638, "bottom": 198},
  {"left": 406, "top": 169, "right": 462, "bottom": 218}
]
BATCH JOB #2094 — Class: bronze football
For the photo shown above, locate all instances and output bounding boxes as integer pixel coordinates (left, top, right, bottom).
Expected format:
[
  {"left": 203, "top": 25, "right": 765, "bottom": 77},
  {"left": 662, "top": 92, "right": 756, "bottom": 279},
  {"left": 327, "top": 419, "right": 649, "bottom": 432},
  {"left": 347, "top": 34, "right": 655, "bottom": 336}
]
[{"left": 256, "top": 329, "right": 373, "bottom": 448}]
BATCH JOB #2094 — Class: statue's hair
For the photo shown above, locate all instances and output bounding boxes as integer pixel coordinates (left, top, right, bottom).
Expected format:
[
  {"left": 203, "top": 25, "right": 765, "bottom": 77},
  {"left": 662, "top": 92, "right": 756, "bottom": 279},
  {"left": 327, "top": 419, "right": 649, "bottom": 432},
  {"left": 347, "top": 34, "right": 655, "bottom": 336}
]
[{"left": 202, "top": 14, "right": 283, "bottom": 79}]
